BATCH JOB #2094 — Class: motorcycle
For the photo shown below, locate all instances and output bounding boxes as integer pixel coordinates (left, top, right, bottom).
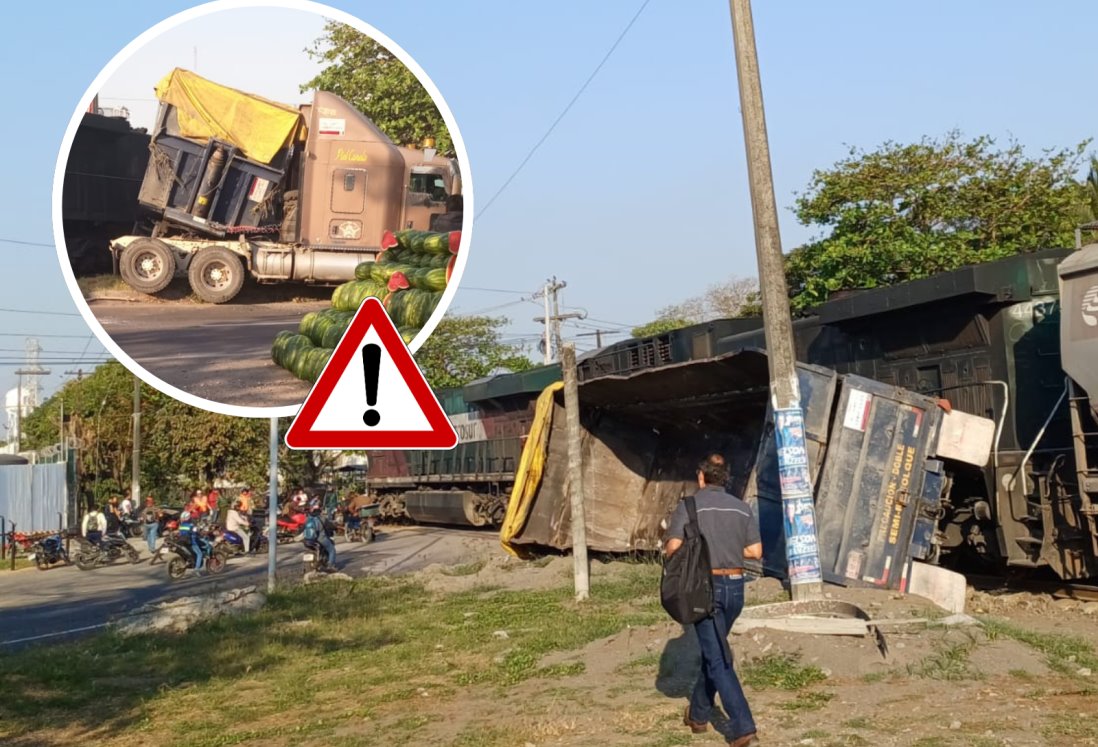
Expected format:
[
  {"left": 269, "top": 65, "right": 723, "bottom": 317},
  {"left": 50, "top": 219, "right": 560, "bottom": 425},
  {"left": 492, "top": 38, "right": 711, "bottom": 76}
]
[
  {"left": 120, "top": 514, "right": 143, "bottom": 539},
  {"left": 302, "top": 538, "right": 334, "bottom": 573},
  {"left": 212, "top": 525, "right": 267, "bottom": 560},
  {"left": 27, "top": 532, "right": 70, "bottom": 570},
  {"left": 164, "top": 531, "right": 226, "bottom": 580},
  {"left": 277, "top": 511, "right": 307, "bottom": 544},
  {"left": 73, "top": 532, "right": 140, "bottom": 570}
]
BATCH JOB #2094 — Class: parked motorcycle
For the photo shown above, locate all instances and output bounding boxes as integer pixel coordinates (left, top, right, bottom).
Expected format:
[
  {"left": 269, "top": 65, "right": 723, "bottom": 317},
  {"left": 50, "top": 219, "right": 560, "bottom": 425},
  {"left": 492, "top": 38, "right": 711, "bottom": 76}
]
[
  {"left": 73, "top": 533, "right": 140, "bottom": 570},
  {"left": 27, "top": 532, "right": 70, "bottom": 570},
  {"left": 212, "top": 526, "right": 266, "bottom": 560},
  {"left": 164, "top": 531, "right": 225, "bottom": 580},
  {"left": 120, "top": 514, "right": 143, "bottom": 539}
]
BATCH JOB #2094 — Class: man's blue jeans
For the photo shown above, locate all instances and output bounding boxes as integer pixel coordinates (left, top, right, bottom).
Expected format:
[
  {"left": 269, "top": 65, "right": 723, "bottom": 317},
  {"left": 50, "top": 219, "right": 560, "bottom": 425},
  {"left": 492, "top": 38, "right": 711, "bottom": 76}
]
[
  {"left": 144, "top": 523, "right": 159, "bottom": 554},
  {"left": 319, "top": 534, "right": 336, "bottom": 567},
  {"left": 192, "top": 536, "right": 209, "bottom": 569},
  {"left": 688, "top": 575, "right": 756, "bottom": 740}
]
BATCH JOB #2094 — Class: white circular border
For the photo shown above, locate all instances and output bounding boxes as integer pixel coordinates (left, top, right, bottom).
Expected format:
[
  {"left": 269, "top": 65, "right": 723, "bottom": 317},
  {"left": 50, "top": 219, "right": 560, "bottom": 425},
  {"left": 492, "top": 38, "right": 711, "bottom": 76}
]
[{"left": 51, "top": 0, "right": 473, "bottom": 419}]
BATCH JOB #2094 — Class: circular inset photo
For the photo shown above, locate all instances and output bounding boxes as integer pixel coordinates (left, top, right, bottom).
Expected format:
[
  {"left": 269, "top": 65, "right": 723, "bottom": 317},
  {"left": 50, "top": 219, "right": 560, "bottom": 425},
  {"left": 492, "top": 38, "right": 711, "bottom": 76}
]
[{"left": 53, "top": 1, "right": 471, "bottom": 417}]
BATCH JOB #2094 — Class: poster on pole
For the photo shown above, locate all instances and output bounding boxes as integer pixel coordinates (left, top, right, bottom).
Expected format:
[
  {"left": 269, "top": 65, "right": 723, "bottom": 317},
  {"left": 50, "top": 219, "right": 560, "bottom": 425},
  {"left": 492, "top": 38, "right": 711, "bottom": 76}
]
[{"left": 774, "top": 408, "right": 823, "bottom": 584}]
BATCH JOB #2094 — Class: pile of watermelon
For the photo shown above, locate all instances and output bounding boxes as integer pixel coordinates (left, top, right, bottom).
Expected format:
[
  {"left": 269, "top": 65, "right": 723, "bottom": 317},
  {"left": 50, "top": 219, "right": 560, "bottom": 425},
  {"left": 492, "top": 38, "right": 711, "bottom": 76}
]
[{"left": 271, "top": 228, "right": 459, "bottom": 383}]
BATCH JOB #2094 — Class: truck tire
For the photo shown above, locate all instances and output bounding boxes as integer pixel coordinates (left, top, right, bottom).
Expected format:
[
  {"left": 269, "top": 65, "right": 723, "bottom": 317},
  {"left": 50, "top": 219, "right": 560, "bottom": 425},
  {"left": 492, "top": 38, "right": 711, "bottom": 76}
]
[
  {"left": 188, "top": 247, "right": 245, "bottom": 304},
  {"left": 119, "top": 238, "right": 176, "bottom": 294}
]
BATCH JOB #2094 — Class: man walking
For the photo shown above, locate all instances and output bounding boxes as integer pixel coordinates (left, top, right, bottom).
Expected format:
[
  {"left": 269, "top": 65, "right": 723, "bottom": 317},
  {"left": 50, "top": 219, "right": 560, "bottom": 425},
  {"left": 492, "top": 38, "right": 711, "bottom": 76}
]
[
  {"left": 140, "top": 496, "right": 161, "bottom": 554},
  {"left": 664, "top": 453, "right": 762, "bottom": 747},
  {"left": 81, "top": 505, "right": 106, "bottom": 547}
]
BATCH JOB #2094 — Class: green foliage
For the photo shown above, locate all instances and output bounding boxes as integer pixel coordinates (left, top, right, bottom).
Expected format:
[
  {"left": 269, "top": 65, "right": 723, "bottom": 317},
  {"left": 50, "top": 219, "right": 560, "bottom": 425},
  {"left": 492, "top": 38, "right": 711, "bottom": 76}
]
[
  {"left": 21, "top": 362, "right": 289, "bottom": 509},
  {"left": 740, "top": 653, "right": 826, "bottom": 691},
  {"left": 787, "top": 132, "right": 1091, "bottom": 309},
  {"left": 631, "top": 317, "right": 693, "bottom": 338},
  {"left": 415, "top": 315, "right": 533, "bottom": 388},
  {"left": 302, "top": 22, "right": 453, "bottom": 155}
]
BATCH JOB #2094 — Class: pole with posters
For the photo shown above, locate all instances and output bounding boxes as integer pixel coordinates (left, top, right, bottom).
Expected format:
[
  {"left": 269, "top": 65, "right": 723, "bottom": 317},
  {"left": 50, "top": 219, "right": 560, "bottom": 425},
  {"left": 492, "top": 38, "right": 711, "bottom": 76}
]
[
  {"left": 268, "top": 417, "right": 278, "bottom": 593},
  {"left": 728, "top": 0, "right": 823, "bottom": 600}
]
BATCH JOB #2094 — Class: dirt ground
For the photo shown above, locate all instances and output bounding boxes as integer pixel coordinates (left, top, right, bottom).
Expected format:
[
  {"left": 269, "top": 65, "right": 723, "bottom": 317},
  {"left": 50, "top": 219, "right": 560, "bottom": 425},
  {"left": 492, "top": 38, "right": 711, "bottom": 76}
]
[{"left": 402, "top": 552, "right": 1098, "bottom": 747}]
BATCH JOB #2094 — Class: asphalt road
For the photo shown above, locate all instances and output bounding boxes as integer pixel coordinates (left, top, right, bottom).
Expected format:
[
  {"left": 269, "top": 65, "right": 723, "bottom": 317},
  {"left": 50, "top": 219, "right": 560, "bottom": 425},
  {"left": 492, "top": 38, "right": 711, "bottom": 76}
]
[
  {"left": 88, "top": 298, "right": 327, "bottom": 409},
  {"left": 0, "top": 525, "right": 494, "bottom": 648}
]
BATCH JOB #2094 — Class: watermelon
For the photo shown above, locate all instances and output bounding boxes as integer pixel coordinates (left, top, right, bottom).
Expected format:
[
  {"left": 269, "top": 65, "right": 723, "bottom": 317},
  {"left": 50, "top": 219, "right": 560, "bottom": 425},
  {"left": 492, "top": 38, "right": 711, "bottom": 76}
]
[
  {"left": 271, "top": 331, "right": 334, "bottom": 383},
  {"left": 299, "top": 309, "right": 354, "bottom": 347},
  {"left": 420, "top": 267, "right": 447, "bottom": 292},
  {"left": 386, "top": 288, "right": 443, "bottom": 329},
  {"left": 388, "top": 272, "right": 411, "bottom": 292},
  {"left": 353, "top": 261, "right": 375, "bottom": 281},
  {"left": 446, "top": 255, "right": 457, "bottom": 284},
  {"left": 332, "top": 279, "right": 388, "bottom": 311}
]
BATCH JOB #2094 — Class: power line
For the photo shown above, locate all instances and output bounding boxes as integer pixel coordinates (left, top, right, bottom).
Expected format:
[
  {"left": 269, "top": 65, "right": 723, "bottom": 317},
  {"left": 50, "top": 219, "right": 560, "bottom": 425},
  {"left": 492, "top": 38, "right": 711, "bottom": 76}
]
[
  {"left": 0, "top": 307, "right": 82, "bottom": 317},
  {"left": 475, "top": 0, "right": 652, "bottom": 220},
  {"left": 459, "top": 286, "right": 531, "bottom": 295},
  {"left": 0, "top": 238, "right": 54, "bottom": 248}
]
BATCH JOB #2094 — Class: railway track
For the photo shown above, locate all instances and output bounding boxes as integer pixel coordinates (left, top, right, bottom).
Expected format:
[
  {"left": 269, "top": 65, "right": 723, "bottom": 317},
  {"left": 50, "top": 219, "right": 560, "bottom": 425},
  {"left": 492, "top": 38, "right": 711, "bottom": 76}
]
[{"left": 967, "top": 574, "right": 1098, "bottom": 603}]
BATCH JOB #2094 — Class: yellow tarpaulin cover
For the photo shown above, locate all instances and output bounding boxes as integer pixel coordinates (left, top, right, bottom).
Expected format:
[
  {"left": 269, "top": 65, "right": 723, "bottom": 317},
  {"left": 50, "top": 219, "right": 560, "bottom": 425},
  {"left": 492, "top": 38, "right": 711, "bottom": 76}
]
[
  {"left": 500, "top": 382, "right": 564, "bottom": 558},
  {"left": 154, "top": 68, "right": 306, "bottom": 165}
]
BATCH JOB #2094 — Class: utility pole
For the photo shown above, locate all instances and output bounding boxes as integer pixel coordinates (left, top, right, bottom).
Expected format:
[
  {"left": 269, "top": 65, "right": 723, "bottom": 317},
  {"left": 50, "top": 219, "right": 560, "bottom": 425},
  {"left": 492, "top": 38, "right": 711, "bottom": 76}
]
[
  {"left": 729, "top": 0, "right": 823, "bottom": 601},
  {"left": 533, "top": 277, "right": 586, "bottom": 362},
  {"left": 560, "top": 342, "right": 590, "bottom": 600},
  {"left": 131, "top": 377, "right": 141, "bottom": 503},
  {"left": 64, "top": 369, "right": 88, "bottom": 381},
  {"left": 268, "top": 417, "right": 279, "bottom": 593},
  {"left": 14, "top": 339, "right": 50, "bottom": 453}
]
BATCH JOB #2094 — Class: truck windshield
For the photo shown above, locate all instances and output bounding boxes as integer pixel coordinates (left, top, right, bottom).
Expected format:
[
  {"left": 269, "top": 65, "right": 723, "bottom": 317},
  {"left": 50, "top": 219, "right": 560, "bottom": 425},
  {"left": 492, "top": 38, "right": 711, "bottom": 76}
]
[{"left": 409, "top": 172, "right": 447, "bottom": 202}]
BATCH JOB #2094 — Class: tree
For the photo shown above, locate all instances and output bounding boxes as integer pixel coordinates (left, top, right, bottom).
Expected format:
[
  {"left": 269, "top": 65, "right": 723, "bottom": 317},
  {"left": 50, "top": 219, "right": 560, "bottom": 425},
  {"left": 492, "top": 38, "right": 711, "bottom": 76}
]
[
  {"left": 303, "top": 22, "right": 453, "bottom": 155},
  {"left": 786, "top": 132, "right": 1091, "bottom": 309},
  {"left": 632, "top": 276, "right": 761, "bottom": 337},
  {"left": 21, "top": 362, "right": 273, "bottom": 508},
  {"left": 415, "top": 316, "right": 534, "bottom": 388}
]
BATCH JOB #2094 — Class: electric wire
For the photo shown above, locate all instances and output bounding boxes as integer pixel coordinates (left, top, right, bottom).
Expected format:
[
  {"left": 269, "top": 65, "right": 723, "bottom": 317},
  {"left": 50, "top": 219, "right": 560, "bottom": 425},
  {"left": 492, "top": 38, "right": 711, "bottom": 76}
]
[{"left": 475, "top": 0, "right": 652, "bottom": 220}]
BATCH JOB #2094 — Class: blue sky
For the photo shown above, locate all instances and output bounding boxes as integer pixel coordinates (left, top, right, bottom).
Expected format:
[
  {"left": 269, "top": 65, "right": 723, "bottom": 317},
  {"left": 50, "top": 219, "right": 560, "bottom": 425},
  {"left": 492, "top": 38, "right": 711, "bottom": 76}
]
[{"left": 1, "top": 0, "right": 1096, "bottom": 425}]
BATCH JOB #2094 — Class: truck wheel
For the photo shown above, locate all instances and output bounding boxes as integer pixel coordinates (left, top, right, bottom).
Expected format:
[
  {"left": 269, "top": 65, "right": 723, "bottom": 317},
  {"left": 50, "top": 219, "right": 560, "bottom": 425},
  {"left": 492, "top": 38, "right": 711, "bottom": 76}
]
[
  {"left": 119, "top": 238, "right": 176, "bottom": 294},
  {"left": 188, "top": 247, "right": 245, "bottom": 303}
]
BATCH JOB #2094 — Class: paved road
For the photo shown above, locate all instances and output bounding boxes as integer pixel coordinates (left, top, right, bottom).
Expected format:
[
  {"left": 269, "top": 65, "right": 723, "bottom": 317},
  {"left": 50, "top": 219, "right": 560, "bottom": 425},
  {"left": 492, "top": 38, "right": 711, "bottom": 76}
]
[
  {"left": 0, "top": 526, "right": 494, "bottom": 648},
  {"left": 89, "top": 299, "right": 327, "bottom": 409}
]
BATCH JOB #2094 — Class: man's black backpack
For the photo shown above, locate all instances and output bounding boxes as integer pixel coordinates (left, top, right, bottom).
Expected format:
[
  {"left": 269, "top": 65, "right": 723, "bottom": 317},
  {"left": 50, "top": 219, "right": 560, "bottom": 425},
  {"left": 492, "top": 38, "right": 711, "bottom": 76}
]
[{"left": 660, "top": 495, "right": 713, "bottom": 624}]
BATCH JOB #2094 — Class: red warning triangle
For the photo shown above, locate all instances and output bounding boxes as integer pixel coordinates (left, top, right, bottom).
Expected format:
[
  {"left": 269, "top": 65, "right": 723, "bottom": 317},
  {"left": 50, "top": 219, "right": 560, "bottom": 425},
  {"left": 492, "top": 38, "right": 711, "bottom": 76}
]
[{"left": 285, "top": 297, "right": 458, "bottom": 450}]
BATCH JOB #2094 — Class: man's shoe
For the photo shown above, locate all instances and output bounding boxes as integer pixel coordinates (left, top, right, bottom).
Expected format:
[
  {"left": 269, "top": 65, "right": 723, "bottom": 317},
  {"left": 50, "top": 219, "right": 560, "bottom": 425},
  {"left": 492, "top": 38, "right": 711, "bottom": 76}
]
[
  {"left": 682, "top": 705, "right": 707, "bottom": 734},
  {"left": 729, "top": 734, "right": 760, "bottom": 747}
]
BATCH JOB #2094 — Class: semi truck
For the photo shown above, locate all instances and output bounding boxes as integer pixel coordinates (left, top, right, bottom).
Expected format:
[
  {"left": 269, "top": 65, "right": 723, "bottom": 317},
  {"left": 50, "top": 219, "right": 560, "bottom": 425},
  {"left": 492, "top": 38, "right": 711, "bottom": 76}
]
[{"left": 107, "top": 69, "right": 460, "bottom": 303}]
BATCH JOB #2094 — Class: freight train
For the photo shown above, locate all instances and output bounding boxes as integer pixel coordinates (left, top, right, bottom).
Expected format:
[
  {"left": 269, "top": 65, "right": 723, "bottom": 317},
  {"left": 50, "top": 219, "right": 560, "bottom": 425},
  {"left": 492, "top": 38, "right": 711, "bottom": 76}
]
[{"left": 367, "top": 245, "right": 1098, "bottom": 581}]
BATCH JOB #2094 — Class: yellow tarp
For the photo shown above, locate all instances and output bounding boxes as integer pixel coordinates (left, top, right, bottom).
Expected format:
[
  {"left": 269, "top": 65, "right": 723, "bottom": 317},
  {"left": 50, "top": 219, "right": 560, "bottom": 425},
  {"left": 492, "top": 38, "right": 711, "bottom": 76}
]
[
  {"left": 154, "top": 68, "right": 306, "bottom": 165},
  {"left": 499, "top": 382, "right": 564, "bottom": 558}
]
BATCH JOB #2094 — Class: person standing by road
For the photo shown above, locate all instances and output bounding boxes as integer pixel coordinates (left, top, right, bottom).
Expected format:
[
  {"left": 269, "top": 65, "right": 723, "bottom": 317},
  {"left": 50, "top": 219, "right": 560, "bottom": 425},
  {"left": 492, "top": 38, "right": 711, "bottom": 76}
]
[
  {"left": 81, "top": 506, "right": 106, "bottom": 547},
  {"left": 140, "top": 496, "right": 161, "bottom": 555},
  {"left": 104, "top": 498, "right": 123, "bottom": 538},
  {"left": 120, "top": 492, "right": 134, "bottom": 519},
  {"left": 664, "top": 453, "right": 762, "bottom": 747}
]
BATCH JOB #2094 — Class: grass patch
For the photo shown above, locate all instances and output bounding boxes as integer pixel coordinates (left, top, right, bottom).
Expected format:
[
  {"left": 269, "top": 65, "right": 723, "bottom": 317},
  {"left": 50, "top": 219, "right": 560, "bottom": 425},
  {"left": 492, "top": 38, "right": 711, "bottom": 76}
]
[
  {"left": 860, "top": 670, "right": 887, "bottom": 684},
  {"left": 842, "top": 716, "right": 872, "bottom": 729},
  {"left": 0, "top": 564, "right": 664, "bottom": 745},
  {"left": 907, "top": 635, "right": 982, "bottom": 681},
  {"left": 800, "top": 730, "right": 831, "bottom": 739},
  {"left": 741, "top": 653, "right": 826, "bottom": 691},
  {"left": 0, "top": 556, "right": 35, "bottom": 572},
  {"left": 982, "top": 617, "right": 1098, "bottom": 676},
  {"left": 77, "top": 274, "right": 131, "bottom": 297},
  {"left": 778, "top": 690, "right": 834, "bottom": 711},
  {"left": 440, "top": 559, "right": 486, "bottom": 576},
  {"left": 912, "top": 739, "right": 951, "bottom": 747},
  {"left": 1043, "top": 712, "right": 1098, "bottom": 740}
]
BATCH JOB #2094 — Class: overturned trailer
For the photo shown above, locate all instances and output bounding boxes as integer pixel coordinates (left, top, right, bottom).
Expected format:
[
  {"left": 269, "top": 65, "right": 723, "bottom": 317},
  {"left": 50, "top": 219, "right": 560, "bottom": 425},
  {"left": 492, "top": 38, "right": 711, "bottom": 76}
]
[{"left": 501, "top": 350, "right": 994, "bottom": 591}]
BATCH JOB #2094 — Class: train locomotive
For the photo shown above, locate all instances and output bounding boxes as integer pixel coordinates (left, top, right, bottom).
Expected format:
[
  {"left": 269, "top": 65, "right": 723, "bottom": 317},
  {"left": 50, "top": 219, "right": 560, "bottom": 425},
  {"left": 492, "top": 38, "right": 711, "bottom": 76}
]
[{"left": 367, "top": 244, "right": 1098, "bottom": 582}]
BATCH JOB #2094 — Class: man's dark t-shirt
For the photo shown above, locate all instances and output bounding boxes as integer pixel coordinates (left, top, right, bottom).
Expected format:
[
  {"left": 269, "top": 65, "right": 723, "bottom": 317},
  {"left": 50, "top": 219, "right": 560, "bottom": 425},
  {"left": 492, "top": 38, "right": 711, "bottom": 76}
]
[
  {"left": 665, "top": 486, "right": 761, "bottom": 569},
  {"left": 105, "top": 511, "right": 121, "bottom": 533}
]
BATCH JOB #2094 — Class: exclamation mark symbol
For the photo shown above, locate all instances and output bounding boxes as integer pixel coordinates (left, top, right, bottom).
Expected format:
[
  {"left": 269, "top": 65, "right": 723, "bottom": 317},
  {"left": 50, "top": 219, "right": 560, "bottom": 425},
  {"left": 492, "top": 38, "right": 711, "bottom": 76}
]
[{"left": 362, "top": 343, "right": 381, "bottom": 427}]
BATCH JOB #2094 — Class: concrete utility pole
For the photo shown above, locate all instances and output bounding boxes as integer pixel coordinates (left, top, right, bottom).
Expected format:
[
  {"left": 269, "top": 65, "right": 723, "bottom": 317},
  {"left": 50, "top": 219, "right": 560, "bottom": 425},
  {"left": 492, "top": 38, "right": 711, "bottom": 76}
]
[
  {"left": 728, "top": 0, "right": 823, "bottom": 601},
  {"left": 267, "top": 418, "right": 279, "bottom": 593},
  {"left": 560, "top": 342, "right": 590, "bottom": 601},
  {"left": 130, "top": 377, "right": 141, "bottom": 503},
  {"left": 533, "top": 277, "right": 586, "bottom": 362}
]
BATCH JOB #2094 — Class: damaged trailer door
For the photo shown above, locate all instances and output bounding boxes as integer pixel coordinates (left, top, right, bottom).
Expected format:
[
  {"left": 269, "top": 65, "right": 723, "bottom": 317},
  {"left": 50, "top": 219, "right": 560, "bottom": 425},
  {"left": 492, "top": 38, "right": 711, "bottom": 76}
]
[{"left": 503, "top": 349, "right": 992, "bottom": 591}]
